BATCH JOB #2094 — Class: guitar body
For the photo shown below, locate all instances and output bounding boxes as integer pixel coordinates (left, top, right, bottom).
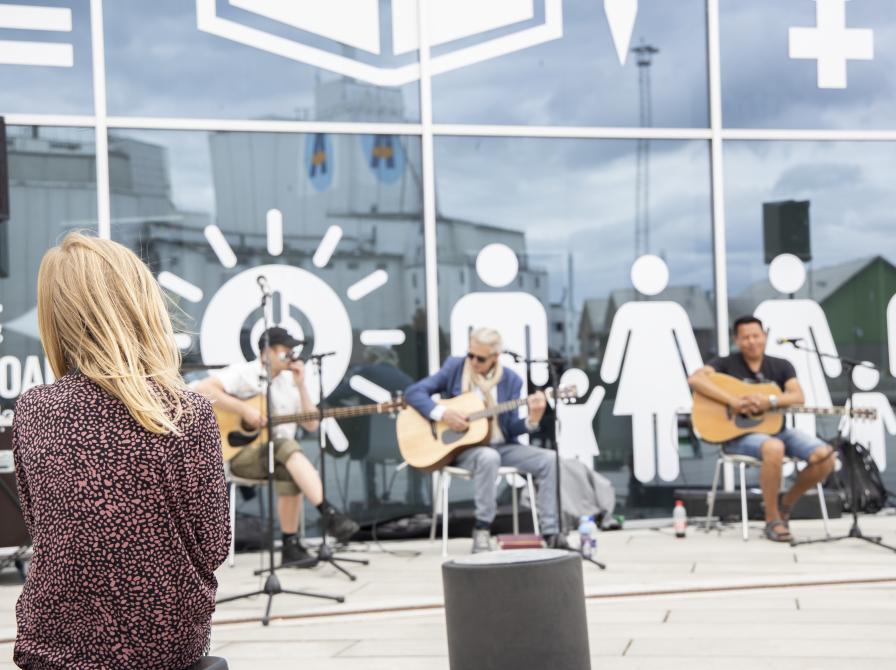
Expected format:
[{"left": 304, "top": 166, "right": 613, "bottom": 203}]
[
  {"left": 212, "top": 394, "right": 267, "bottom": 462},
  {"left": 692, "top": 373, "right": 785, "bottom": 443},
  {"left": 396, "top": 392, "right": 492, "bottom": 472}
]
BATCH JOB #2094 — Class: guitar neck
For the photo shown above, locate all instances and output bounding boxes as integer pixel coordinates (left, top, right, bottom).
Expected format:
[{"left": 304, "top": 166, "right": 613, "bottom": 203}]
[
  {"left": 466, "top": 396, "right": 531, "bottom": 422},
  {"left": 780, "top": 406, "right": 849, "bottom": 417},
  {"left": 270, "top": 402, "right": 391, "bottom": 427}
]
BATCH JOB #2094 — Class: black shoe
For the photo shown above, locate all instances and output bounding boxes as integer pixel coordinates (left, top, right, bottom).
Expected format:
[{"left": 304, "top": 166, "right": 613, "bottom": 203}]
[
  {"left": 544, "top": 533, "right": 569, "bottom": 549},
  {"left": 323, "top": 508, "right": 359, "bottom": 544},
  {"left": 281, "top": 535, "right": 314, "bottom": 568}
]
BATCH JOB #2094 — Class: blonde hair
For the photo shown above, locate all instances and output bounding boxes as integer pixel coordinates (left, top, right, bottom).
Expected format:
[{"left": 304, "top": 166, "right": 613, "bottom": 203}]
[
  {"left": 37, "top": 231, "right": 188, "bottom": 435},
  {"left": 469, "top": 327, "right": 503, "bottom": 352}
]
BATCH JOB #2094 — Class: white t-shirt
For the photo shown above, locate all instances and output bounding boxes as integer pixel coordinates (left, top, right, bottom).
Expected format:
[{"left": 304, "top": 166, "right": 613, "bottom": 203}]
[{"left": 212, "top": 360, "right": 303, "bottom": 440}]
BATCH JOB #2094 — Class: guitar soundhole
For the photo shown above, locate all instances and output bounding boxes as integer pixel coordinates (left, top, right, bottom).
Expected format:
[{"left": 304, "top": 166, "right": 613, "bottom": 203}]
[
  {"left": 733, "top": 414, "right": 763, "bottom": 429},
  {"left": 441, "top": 429, "right": 468, "bottom": 445}
]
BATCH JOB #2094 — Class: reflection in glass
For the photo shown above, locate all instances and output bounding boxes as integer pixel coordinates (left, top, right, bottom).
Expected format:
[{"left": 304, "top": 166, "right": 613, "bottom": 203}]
[
  {"left": 432, "top": 0, "right": 708, "bottom": 127},
  {"left": 1, "top": 126, "right": 97, "bottom": 408},
  {"left": 103, "top": 0, "right": 420, "bottom": 122},
  {"left": 434, "top": 136, "right": 715, "bottom": 516},
  {"left": 108, "top": 127, "right": 427, "bottom": 525},
  {"left": 0, "top": 0, "right": 94, "bottom": 114}
]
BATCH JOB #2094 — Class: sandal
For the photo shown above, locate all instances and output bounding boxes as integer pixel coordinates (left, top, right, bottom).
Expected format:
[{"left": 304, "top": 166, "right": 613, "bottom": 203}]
[
  {"left": 779, "top": 501, "right": 793, "bottom": 525},
  {"left": 764, "top": 519, "right": 792, "bottom": 542}
]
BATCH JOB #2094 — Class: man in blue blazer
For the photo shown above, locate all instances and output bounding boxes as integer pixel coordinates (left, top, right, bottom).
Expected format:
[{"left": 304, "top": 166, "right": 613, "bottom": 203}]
[{"left": 405, "top": 327, "right": 560, "bottom": 553}]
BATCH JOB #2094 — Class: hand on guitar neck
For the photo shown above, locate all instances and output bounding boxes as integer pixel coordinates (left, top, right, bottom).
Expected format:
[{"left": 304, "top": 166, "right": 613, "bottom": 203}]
[{"left": 441, "top": 391, "right": 547, "bottom": 433}]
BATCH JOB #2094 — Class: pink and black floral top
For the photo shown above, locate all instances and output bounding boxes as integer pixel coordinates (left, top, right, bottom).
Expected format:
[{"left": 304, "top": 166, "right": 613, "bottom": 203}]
[{"left": 12, "top": 372, "right": 230, "bottom": 670}]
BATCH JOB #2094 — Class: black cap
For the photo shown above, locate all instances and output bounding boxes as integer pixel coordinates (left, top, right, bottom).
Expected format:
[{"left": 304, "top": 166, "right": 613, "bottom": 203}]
[{"left": 258, "top": 327, "right": 303, "bottom": 352}]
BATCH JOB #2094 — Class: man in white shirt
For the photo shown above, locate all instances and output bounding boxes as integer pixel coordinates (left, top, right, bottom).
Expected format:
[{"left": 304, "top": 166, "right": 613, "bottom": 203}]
[
  {"left": 195, "top": 327, "right": 358, "bottom": 566},
  {"left": 404, "top": 327, "right": 558, "bottom": 553}
]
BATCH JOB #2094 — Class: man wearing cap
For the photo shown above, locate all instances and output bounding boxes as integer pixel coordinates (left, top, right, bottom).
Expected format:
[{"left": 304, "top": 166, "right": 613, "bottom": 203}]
[{"left": 195, "top": 327, "right": 358, "bottom": 566}]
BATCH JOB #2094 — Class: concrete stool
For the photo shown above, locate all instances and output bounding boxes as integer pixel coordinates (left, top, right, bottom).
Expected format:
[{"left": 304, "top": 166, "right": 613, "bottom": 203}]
[
  {"left": 189, "top": 657, "right": 228, "bottom": 670},
  {"left": 442, "top": 549, "right": 590, "bottom": 670}
]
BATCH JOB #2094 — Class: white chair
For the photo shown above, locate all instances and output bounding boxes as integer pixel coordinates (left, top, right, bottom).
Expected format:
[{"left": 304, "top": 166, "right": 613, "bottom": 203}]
[
  {"left": 704, "top": 451, "right": 831, "bottom": 541},
  {"left": 224, "top": 462, "right": 268, "bottom": 567},
  {"left": 430, "top": 465, "right": 540, "bottom": 557}
]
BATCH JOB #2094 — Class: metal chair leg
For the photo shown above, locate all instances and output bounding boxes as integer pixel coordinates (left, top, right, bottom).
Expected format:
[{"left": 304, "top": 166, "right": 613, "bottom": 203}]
[
  {"left": 526, "top": 473, "right": 540, "bottom": 535},
  {"left": 510, "top": 474, "right": 520, "bottom": 535},
  {"left": 739, "top": 462, "right": 749, "bottom": 542},
  {"left": 705, "top": 457, "right": 723, "bottom": 532},
  {"left": 816, "top": 481, "right": 831, "bottom": 537},
  {"left": 441, "top": 473, "right": 451, "bottom": 557},
  {"left": 430, "top": 470, "right": 442, "bottom": 542}
]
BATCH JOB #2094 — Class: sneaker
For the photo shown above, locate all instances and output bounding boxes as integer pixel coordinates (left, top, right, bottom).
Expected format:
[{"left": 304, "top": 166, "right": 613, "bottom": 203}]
[
  {"left": 281, "top": 535, "right": 313, "bottom": 568},
  {"left": 323, "top": 508, "right": 359, "bottom": 544},
  {"left": 471, "top": 528, "right": 492, "bottom": 554}
]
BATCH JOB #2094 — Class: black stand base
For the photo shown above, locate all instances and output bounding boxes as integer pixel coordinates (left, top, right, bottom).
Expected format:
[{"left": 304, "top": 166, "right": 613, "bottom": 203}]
[
  {"left": 259, "top": 542, "right": 371, "bottom": 581},
  {"left": 216, "top": 572, "right": 344, "bottom": 626},
  {"left": 791, "top": 519, "right": 896, "bottom": 553}
]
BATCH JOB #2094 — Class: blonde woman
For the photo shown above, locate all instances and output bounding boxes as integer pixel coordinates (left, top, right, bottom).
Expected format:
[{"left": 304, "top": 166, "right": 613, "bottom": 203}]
[{"left": 12, "top": 232, "right": 230, "bottom": 670}]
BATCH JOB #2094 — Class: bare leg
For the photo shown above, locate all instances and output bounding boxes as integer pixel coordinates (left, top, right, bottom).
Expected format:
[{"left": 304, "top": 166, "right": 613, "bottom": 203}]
[
  {"left": 277, "top": 494, "right": 302, "bottom": 534},
  {"left": 759, "top": 438, "right": 785, "bottom": 522},
  {"left": 781, "top": 445, "right": 835, "bottom": 508},
  {"left": 284, "top": 452, "right": 324, "bottom": 506}
]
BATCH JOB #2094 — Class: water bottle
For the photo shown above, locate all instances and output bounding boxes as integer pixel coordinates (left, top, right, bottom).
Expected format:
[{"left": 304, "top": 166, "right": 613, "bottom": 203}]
[
  {"left": 577, "top": 515, "right": 593, "bottom": 558},
  {"left": 587, "top": 517, "right": 599, "bottom": 556},
  {"left": 673, "top": 500, "right": 687, "bottom": 538}
]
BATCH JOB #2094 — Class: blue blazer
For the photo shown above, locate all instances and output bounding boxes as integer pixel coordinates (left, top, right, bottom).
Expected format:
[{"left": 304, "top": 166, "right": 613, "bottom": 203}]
[{"left": 404, "top": 356, "right": 530, "bottom": 444}]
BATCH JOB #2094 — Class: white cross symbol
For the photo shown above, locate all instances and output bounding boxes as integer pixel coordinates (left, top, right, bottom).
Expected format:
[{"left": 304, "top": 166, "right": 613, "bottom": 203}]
[{"left": 789, "top": 0, "right": 873, "bottom": 89}]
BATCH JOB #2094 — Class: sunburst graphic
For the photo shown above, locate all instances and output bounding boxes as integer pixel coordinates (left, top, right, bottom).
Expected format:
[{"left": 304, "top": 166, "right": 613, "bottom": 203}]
[{"left": 158, "top": 212, "right": 403, "bottom": 451}]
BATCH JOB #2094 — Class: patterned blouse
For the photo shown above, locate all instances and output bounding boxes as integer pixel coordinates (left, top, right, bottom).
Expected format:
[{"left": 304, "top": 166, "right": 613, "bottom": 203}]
[{"left": 12, "top": 373, "right": 231, "bottom": 670}]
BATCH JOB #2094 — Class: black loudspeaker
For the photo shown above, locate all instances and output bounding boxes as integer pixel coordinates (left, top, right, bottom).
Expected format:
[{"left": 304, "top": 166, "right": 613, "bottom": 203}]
[
  {"left": 763, "top": 200, "right": 811, "bottom": 264},
  {"left": 0, "top": 117, "right": 8, "bottom": 278}
]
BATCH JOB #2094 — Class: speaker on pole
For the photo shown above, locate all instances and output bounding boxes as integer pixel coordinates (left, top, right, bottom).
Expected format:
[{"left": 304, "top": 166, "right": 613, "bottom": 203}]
[
  {"left": 763, "top": 200, "right": 811, "bottom": 264},
  {"left": 0, "top": 117, "right": 8, "bottom": 278}
]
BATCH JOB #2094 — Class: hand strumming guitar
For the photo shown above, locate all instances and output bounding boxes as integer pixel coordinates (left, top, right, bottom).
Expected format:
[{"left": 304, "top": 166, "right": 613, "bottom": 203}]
[
  {"left": 442, "top": 409, "right": 469, "bottom": 432},
  {"left": 241, "top": 405, "right": 264, "bottom": 430}
]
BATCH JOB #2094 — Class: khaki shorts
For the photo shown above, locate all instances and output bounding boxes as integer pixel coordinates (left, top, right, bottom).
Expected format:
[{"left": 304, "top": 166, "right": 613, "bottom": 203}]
[{"left": 229, "top": 438, "right": 303, "bottom": 496}]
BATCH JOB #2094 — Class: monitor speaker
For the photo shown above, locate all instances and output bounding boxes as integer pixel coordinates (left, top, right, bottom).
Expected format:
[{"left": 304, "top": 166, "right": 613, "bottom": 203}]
[{"left": 763, "top": 200, "right": 811, "bottom": 264}]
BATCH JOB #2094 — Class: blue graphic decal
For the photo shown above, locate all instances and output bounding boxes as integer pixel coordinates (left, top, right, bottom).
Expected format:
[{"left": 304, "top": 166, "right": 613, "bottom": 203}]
[
  {"left": 361, "top": 135, "right": 404, "bottom": 184},
  {"left": 306, "top": 133, "right": 333, "bottom": 192}
]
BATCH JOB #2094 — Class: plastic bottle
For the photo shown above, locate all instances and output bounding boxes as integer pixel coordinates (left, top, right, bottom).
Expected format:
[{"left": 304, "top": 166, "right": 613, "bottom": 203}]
[
  {"left": 577, "top": 515, "right": 593, "bottom": 558},
  {"left": 587, "top": 517, "right": 599, "bottom": 556},
  {"left": 673, "top": 500, "right": 687, "bottom": 538}
]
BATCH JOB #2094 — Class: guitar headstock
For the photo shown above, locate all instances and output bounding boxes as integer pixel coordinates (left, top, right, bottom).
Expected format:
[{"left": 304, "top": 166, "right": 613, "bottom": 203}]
[{"left": 545, "top": 386, "right": 578, "bottom": 404}]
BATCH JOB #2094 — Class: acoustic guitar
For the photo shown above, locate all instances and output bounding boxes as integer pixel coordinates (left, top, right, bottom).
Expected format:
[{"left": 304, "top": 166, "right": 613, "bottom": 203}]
[
  {"left": 214, "top": 395, "right": 405, "bottom": 462},
  {"left": 396, "top": 387, "right": 575, "bottom": 472},
  {"left": 691, "top": 372, "right": 877, "bottom": 444}
]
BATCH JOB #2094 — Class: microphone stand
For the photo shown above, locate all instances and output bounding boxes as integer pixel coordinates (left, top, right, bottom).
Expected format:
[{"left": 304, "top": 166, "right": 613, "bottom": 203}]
[
  {"left": 506, "top": 351, "right": 606, "bottom": 570},
  {"left": 782, "top": 341, "right": 896, "bottom": 554},
  {"left": 216, "top": 283, "right": 344, "bottom": 626},
  {"left": 273, "top": 351, "right": 369, "bottom": 580}
]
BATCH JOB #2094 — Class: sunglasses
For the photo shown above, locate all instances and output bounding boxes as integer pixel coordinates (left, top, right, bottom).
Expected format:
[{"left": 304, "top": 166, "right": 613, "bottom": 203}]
[{"left": 467, "top": 352, "right": 496, "bottom": 364}]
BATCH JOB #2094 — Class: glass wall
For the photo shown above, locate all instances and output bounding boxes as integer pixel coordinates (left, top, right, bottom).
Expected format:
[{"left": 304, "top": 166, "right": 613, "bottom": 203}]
[{"left": 2, "top": 0, "right": 895, "bottom": 521}]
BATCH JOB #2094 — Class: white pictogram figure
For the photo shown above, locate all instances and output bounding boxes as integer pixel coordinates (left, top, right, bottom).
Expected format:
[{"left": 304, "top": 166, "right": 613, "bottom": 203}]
[
  {"left": 554, "top": 368, "right": 605, "bottom": 465},
  {"left": 604, "top": 0, "right": 638, "bottom": 65},
  {"left": 196, "top": 0, "right": 564, "bottom": 87},
  {"left": 200, "top": 264, "right": 354, "bottom": 451},
  {"left": 888, "top": 294, "right": 896, "bottom": 377},
  {"left": 839, "top": 364, "right": 895, "bottom": 472},
  {"left": 600, "top": 255, "right": 703, "bottom": 482},
  {"left": 450, "top": 243, "right": 550, "bottom": 391},
  {"left": 789, "top": 0, "right": 873, "bottom": 89},
  {"left": 755, "top": 254, "right": 841, "bottom": 437}
]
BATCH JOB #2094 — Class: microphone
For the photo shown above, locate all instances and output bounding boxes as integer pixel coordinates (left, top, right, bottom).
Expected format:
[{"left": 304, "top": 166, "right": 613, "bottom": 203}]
[
  {"left": 256, "top": 275, "right": 272, "bottom": 296},
  {"left": 278, "top": 348, "right": 306, "bottom": 362},
  {"left": 776, "top": 337, "right": 803, "bottom": 345}
]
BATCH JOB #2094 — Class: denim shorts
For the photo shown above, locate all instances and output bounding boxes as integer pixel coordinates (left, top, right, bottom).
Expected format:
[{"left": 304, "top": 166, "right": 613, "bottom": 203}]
[{"left": 723, "top": 428, "right": 826, "bottom": 461}]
